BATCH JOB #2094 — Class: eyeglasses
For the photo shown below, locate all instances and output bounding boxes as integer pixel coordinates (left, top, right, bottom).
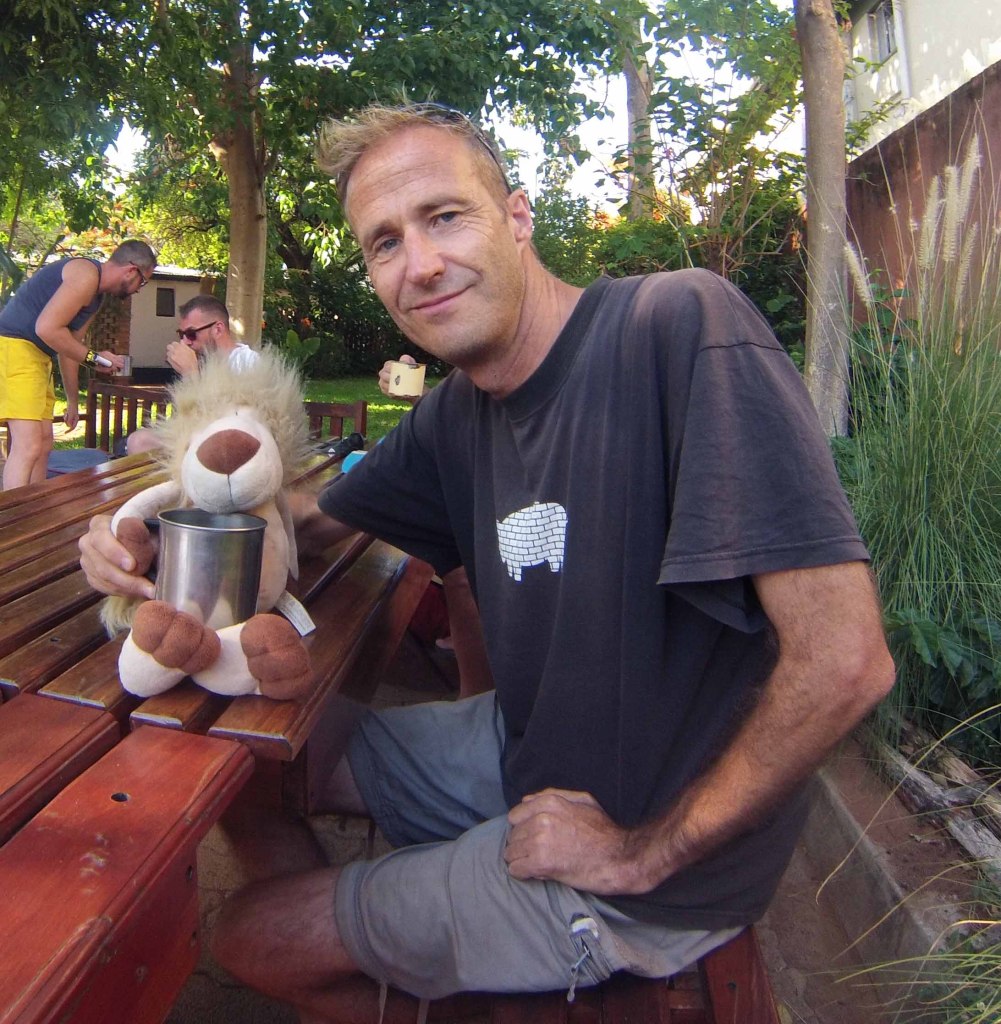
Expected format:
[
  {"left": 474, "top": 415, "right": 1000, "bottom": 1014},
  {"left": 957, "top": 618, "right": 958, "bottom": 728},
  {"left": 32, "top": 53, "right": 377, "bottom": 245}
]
[
  {"left": 130, "top": 263, "right": 152, "bottom": 289},
  {"left": 338, "top": 103, "right": 513, "bottom": 197},
  {"left": 176, "top": 320, "right": 218, "bottom": 341}
]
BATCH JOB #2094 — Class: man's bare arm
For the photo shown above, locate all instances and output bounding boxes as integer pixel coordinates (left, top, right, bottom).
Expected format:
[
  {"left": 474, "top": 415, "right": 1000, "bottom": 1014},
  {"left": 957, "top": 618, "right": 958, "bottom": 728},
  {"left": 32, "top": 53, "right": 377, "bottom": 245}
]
[
  {"left": 34, "top": 260, "right": 100, "bottom": 361},
  {"left": 504, "top": 560, "right": 896, "bottom": 893}
]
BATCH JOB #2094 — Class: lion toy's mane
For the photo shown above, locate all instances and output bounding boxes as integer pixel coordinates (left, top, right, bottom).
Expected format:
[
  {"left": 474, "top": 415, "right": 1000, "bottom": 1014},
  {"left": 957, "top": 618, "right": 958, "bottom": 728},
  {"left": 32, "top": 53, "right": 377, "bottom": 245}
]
[{"left": 151, "top": 349, "right": 313, "bottom": 484}]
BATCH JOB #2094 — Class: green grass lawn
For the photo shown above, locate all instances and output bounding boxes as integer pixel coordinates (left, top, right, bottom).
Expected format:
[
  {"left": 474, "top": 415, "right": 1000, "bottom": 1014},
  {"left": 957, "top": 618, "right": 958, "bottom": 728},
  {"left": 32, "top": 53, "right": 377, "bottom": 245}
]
[
  {"left": 52, "top": 375, "right": 439, "bottom": 449},
  {"left": 304, "top": 375, "right": 440, "bottom": 442}
]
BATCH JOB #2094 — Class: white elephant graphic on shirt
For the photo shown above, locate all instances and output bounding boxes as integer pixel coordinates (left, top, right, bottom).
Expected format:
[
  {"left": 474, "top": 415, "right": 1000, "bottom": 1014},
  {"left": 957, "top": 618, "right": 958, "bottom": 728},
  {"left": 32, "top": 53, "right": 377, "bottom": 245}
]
[{"left": 496, "top": 501, "right": 568, "bottom": 581}]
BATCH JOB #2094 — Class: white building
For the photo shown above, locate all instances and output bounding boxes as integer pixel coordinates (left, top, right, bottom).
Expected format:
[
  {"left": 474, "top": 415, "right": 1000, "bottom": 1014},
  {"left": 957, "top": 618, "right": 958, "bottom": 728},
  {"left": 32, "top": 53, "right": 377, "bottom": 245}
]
[{"left": 846, "top": 0, "right": 1001, "bottom": 151}]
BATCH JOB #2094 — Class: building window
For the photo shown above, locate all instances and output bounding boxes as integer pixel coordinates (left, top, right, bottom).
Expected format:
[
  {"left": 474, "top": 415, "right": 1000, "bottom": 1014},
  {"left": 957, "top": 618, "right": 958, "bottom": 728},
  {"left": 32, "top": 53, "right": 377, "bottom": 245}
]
[
  {"left": 155, "top": 287, "right": 175, "bottom": 317},
  {"left": 870, "top": 0, "right": 896, "bottom": 61}
]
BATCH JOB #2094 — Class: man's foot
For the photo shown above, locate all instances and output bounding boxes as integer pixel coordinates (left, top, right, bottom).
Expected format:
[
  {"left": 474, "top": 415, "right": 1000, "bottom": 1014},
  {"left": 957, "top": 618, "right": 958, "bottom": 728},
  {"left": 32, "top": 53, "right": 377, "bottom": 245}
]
[
  {"left": 241, "top": 614, "right": 314, "bottom": 701},
  {"left": 131, "top": 600, "right": 221, "bottom": 674}
]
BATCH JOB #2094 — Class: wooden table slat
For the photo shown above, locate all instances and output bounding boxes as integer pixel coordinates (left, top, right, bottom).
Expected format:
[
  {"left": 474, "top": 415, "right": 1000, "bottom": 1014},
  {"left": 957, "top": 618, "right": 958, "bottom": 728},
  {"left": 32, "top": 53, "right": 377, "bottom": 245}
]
[
  {"left": 0, "top": 572, "right": 101, "bottom": 661},
  {"left": 129, "top": 681, "right": 232, "bottom": 734},
  {"left": 0, "top": 458, "right": 158, "bottom": 528},
  {"left": 0, "top": 538, "right": 83, "bottom": 605},
  {"left": 40, "top": 637, "right": 140, "bottom": 723},
  {"left": 0, "top": 604, "right": 109, "bottom": 701},
  {"left": 0, "top": 693, "right": 120, "bottom": 844},
  {"left": 0, "top": 453, "right": 146, "bottom": 514},
  {"left": 206, "top": 541, "right": 428, "bottom": 760},
  {"left": 0, "top": 470, "right": 168, "bottom": 555}
]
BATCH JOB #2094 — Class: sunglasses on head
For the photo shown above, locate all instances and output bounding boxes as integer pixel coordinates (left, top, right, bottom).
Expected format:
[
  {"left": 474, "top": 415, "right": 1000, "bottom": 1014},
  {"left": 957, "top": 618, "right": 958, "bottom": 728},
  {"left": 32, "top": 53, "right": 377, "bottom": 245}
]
[{"left": 176, "top": 320, "right": 218, "bottom": 341}]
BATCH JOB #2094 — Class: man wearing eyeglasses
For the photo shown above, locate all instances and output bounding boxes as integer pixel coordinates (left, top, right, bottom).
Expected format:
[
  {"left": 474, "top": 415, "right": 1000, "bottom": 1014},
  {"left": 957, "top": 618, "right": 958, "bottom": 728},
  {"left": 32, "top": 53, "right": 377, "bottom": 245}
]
[
  {"left": 0, "top": 239, "right": 154, "bottom": 489},
  {"left": 125, "top": 295, "right": 259, "bottom": 455},
  {"left": 80, "top": 104, "right": 894, "bottom": 1017}
]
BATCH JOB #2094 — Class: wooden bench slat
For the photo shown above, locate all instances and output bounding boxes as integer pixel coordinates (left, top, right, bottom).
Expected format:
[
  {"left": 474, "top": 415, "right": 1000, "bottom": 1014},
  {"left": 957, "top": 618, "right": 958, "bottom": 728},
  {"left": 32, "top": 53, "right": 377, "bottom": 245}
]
[
  {"left": 698, "top": 927, "right": 780, "bottom": 1024},
  {"left": 207, "top": 541, "right": 431, "bottom": 761},
  {"left": 40, "top": 637, "right": 139, "bottom": 724},
  {"left": 0, "top": 693, "right": 119, "bottom": 844},
  {"left": 0, "top": 726, "right": 253, "bottom": 1024},
  {"left": 0, "top": 605, "right": 109, "bottom": 700},
  {"left": 0, "top": 572, "right": 100, "bottom": 660}
]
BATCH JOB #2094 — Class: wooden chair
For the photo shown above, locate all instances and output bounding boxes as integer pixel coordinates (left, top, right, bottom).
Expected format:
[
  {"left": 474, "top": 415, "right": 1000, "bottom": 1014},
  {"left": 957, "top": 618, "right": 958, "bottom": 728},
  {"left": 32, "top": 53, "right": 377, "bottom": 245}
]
[
  {"left": 303, "top": 399, "right": 367, "bottom": 440},
  {"left": 84, "top": 381, "right": 172, "bottom": 453}
]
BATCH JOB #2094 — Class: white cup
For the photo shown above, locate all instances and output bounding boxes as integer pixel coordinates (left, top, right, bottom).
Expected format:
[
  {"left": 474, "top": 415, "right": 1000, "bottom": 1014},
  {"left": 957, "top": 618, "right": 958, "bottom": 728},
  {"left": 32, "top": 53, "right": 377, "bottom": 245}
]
[{"left": 387, "top": 361, "right": 426, "bottom": 397}]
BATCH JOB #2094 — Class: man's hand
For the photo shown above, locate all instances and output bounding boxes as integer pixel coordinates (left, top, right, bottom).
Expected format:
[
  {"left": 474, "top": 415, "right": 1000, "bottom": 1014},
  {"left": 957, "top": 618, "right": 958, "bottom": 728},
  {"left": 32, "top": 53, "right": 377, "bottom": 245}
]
[
  {"left": 78, "top": 514, "right": 157, "bottom": 601},
  {"left": 505, "top": 788, "right": 654, "bottom": 895},
  {"left": 95, "top": 350, "right": 125, "bottom": 375},
  {"left": 378, "top": 353, "right": 417, "bottom": 396},
  {"left": 62, "top": 404, "right": 80, "bottom": 431},
  {"left": 166, "top": 340, "right": 199, "bottom": 376}
]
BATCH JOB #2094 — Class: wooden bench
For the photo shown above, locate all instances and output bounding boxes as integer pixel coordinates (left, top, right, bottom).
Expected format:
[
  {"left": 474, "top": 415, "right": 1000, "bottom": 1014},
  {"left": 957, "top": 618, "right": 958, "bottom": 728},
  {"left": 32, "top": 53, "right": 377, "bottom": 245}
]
[
  {"left": 0, "top": 724, "right": 253, "bottom": 1024},
  {"left": 84, "top": 380, "right": 172, "bottom": 453},
  {"left": 379, "top": 926, "right": 778, "bottom": 1023}
]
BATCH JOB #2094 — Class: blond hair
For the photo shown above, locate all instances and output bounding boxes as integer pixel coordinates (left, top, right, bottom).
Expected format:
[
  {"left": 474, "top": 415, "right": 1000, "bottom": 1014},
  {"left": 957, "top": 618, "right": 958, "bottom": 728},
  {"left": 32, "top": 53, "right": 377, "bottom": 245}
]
[{"left": 316, "top": 103, "right": 512, "bottom": 206}]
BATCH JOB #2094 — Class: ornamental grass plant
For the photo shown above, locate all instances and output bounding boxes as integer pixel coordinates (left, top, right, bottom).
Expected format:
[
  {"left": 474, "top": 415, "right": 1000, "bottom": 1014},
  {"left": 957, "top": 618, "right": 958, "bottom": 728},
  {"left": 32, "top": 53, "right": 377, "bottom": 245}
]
[
  {"left": 837, "top": 137, "right": 1001, "bottom": 766},
  {"left": 834, "top": 138, "right": 1001, "bottom": 1021}
]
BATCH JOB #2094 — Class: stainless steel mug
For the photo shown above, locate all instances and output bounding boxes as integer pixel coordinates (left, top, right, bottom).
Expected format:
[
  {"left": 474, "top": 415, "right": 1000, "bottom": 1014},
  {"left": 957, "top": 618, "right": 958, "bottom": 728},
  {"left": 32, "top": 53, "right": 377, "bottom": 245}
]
[{"left": 155, "top": 509, "right": 267, "bottom": 630}]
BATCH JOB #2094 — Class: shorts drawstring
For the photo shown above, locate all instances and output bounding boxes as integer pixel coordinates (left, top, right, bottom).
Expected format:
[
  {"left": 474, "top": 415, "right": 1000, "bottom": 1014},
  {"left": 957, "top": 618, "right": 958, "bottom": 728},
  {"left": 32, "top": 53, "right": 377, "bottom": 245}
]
[{"left": 566, "top": 914, "right": 601, "bottom": 1002}]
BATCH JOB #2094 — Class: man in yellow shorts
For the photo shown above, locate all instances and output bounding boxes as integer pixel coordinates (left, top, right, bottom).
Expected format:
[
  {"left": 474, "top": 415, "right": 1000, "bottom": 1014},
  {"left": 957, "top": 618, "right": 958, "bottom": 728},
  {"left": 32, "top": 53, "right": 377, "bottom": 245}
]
[{"left": 0, "top": 240, "right": 155, "bottom": 489}]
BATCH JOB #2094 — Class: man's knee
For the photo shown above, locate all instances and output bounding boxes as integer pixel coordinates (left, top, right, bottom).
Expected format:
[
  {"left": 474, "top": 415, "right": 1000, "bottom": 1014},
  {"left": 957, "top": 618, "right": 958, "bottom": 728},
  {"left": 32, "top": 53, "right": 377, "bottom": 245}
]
[
  {"left": 210, "top": 867, "right": 356, "bottom": 992},
  {"left": 126, "top": 427, "right": 160, "bottom": 454}
]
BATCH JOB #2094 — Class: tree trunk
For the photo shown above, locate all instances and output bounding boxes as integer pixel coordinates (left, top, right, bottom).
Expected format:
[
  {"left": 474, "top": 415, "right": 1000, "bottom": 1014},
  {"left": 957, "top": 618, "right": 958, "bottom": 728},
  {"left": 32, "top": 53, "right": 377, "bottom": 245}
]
[
  {"left": 215, "top": 28, "right": 267, "bottom": 347},
  {"left": 794, "top": 0, "right": 849, "bottom": 435},
  {"left": 225, "top": 120, "right": 267, "bottom": 347},
  {"left": 623, "top": 23, "right": 655, "bottom": 221}
]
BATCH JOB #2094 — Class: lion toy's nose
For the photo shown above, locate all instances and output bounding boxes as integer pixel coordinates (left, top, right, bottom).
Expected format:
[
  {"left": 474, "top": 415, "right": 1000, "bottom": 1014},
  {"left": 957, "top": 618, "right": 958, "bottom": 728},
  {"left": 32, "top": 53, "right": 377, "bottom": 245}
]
[{"left": 196, "top": 429, "right": 262, "bottom": 475}]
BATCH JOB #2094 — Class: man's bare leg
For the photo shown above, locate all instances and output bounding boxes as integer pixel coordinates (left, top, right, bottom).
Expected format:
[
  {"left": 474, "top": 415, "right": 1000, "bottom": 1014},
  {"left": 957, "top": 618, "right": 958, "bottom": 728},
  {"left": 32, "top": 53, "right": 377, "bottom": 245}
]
[
  {"left": 211, "top": 866, "right": 414, "bottom": 1023},
  {"left": 3, "top": 419, "right": 49, "bottom": 489}
]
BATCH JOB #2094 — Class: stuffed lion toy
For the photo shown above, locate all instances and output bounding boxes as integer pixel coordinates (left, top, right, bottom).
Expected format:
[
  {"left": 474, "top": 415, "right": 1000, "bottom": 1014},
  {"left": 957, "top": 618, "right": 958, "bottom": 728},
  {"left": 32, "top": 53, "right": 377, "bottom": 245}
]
[{"left": 102, "top": 350, "right": 317, "bottom": 701}]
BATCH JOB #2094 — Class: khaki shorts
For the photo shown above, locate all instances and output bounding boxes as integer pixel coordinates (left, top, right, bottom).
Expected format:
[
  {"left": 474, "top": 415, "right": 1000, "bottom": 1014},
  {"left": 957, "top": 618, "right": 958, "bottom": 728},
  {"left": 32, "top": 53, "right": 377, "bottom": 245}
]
[
  {"left": 0, "top": 336, "right": 55, "bottom": 423},
  {"left": 337, "top": 693, "right": 739, "bottom": 1000}
]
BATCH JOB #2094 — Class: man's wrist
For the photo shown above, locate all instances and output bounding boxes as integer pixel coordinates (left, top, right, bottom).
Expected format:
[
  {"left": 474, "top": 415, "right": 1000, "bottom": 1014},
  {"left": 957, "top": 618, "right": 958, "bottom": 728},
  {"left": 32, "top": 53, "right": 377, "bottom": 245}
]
[{"left": 82, "top": 349, "right": 97, "bottom": 367}]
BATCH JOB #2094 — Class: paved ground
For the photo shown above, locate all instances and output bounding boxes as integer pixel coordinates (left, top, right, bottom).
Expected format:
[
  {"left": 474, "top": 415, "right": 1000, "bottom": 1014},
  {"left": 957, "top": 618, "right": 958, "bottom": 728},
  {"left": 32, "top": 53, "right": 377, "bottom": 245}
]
[{"left": 167, "top": 632, "right": 896, "bottom": 1024}]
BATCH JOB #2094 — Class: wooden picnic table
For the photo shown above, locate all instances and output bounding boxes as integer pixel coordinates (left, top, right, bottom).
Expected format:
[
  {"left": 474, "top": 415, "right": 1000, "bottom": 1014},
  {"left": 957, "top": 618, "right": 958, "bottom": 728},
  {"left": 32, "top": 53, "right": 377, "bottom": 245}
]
[
  {"left": 0, "top": 443, "right": 434, "bottom": 1024},
  {"left": 0, "top": 447, "right": 431, "bottom": 781}
]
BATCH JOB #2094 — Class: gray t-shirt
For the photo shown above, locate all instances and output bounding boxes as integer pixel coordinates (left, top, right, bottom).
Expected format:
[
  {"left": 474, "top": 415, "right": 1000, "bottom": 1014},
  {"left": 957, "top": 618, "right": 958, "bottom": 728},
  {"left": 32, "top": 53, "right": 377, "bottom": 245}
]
[{"left": 320, "top": 269, "right": 868, "bottom": 928}]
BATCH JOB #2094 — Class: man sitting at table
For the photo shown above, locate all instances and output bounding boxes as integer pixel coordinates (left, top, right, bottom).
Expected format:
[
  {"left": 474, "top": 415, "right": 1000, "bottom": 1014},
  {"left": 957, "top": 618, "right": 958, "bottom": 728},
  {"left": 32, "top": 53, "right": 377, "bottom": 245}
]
[
  {"left": 126, "top": 295, "right": 259, "bottom": 454},
  {"left": 79, "top": 102, "right": 895, "bottom": 1020},
  {"left": 0, "top": 241, "right": 151, "bottom": 489}
]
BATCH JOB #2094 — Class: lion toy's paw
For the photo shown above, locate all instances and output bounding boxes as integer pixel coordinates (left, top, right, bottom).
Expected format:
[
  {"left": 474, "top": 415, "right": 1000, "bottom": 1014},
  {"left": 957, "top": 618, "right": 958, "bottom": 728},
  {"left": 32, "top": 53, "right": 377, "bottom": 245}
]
[
  {"left": 116, "top": 516, "right": 156, "bottom": 577},
  {"left": 241, "top": 613, "right": 314, "bottom": 701},
  {"left": 132, "top": 601, "right": 221, "bottom": 675}
]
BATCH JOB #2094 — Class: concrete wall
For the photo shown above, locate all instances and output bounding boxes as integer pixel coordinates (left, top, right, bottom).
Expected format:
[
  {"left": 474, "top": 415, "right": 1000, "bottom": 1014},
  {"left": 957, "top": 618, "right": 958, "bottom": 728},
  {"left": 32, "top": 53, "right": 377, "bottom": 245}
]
[{"left": 848, "top": 0, "right": 1001, "bottom": 151}]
